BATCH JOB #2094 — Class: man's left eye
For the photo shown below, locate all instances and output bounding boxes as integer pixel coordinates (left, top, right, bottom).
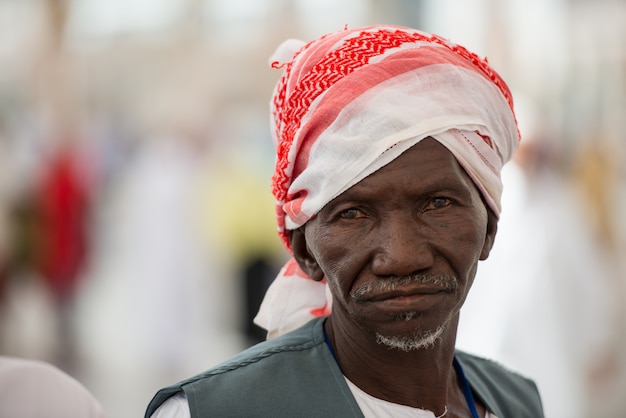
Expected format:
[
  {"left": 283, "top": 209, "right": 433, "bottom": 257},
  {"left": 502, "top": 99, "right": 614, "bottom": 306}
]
[{"left": 427, "top": 197, "right": 451, "bottom": 210}]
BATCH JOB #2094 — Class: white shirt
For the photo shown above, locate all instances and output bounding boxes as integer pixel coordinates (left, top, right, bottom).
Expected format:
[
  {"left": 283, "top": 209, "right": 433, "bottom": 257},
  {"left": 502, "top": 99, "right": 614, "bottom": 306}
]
[
  {"left": 346, "top": 378, "right": 497, "bottom": 418},
  {"left": 151, "top": 392, "right": 190, "bottom": 418}
]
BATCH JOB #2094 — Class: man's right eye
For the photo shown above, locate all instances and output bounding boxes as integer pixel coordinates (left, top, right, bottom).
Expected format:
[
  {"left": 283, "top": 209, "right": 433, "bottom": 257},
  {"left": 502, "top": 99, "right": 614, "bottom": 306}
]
[{"left": 339, "top": 208, "right": 364, "bottom": 219}]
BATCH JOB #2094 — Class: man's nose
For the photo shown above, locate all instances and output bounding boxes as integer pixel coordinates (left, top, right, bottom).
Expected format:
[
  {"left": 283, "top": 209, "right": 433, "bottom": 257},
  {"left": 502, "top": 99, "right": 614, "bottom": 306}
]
[{"left": 370, "top": 213, "right": 434, "bottom": 277}]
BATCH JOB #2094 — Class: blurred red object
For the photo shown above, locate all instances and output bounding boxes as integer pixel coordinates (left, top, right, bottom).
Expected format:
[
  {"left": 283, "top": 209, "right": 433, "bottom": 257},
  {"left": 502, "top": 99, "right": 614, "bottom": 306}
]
[{"left": 34, "top": 144, "right": 91, "bottom": 303}]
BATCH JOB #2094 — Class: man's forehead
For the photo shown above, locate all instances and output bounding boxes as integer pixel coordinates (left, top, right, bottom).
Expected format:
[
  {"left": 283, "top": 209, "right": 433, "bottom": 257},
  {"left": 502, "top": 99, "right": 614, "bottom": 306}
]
[{"left": 358, "top": 138, "right": 461, "bottom": 181}]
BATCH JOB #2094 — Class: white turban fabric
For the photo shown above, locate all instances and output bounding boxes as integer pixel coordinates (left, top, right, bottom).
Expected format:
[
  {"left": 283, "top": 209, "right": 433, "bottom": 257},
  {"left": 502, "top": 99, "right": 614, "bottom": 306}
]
[{"left": 254, "top": 25, "right": 520, "bottom": 339}]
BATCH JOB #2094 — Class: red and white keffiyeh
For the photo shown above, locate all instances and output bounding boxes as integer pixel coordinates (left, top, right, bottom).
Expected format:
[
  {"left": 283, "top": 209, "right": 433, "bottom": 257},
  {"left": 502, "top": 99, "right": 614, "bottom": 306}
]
[{"left": 254, "top": 25, "right": 520, "bottom": 339}]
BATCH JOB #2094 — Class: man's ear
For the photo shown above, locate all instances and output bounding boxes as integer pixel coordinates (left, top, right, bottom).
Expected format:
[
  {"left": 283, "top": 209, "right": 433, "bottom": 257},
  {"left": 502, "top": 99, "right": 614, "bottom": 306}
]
[
  {"left": 290, "top": 228, "right": 325, "bottom": 281},
  {"left": 479, "top": 209, "right": 498, "bottom": 260}
]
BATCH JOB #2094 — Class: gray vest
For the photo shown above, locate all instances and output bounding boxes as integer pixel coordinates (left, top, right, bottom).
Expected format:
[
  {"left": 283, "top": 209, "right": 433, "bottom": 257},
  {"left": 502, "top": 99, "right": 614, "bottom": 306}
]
[{"left": 145, "top": 318, "right": 543, "bottom": 417}]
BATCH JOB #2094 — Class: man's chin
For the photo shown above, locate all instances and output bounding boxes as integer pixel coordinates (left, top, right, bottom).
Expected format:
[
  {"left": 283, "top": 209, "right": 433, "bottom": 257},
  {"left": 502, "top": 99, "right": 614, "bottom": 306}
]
[{"left": 375, "top": 324, "right": 446, "bottom": 352}]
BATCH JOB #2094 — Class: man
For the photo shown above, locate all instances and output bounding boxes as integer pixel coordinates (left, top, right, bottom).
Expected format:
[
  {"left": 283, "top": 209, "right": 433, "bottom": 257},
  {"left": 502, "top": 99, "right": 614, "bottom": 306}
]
[{"left": 146, "top": 24, "right": 544, "bottom": 417}]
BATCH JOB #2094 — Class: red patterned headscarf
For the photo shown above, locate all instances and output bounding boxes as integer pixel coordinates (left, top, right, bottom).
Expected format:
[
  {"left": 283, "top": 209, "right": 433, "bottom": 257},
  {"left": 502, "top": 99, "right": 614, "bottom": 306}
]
[{"left": 255, "top": 24, "right": 519, "bottom": 338}]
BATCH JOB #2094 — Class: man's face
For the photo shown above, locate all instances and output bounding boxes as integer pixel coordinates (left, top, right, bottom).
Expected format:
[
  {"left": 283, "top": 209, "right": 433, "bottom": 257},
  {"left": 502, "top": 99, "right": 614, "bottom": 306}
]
[{"left": 292, "top": 138, "right": 497, "bottom": 350}]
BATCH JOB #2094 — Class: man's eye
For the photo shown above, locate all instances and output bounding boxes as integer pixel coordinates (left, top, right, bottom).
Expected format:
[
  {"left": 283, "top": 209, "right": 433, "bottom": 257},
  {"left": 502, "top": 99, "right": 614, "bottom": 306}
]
[
  {"left": 426, "top": 197, "right": 451, "bottom": 210},
  {"left": 340, "top": 208, "right": 364, "bottom": 219}
]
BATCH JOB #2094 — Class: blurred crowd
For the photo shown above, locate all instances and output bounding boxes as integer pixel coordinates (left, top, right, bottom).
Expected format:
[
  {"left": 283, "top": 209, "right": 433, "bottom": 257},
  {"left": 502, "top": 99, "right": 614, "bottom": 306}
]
[{"left": 0, "top": 1, "right": 625, "bottom": 417}]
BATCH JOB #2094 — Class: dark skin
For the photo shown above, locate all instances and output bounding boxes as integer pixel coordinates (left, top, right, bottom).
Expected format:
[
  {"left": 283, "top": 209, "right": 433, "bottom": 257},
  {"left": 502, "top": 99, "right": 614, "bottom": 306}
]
[{"left": 291, "top": 138, "right": 497, "bottom": 417}]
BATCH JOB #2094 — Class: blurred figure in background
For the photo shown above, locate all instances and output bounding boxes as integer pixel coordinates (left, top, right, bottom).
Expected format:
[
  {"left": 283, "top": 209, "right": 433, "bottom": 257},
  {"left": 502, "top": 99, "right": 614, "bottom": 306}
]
[
  {"left": 0, "top": 118, "right": 104, "bottom": 414},
  {"left": 0, "top": 122, "right": 94, "bottom": 368},
  {"left": 31, "top": 138, "right": 94, "bottom": 372},
  {"left": 0, "top": 355, "right": 106, "bottom": 418},
  {"left": 34, "top": 141, "right": 91, "bottom": 307},
  {"left": 456, "top": 99, "right": 620, "bottom": 418},
  {"left": 199, "top": 148, "right": 285, "bottom": 345},
  {"left": 74, "top": 127, "right": 246, "bottom": 418}
]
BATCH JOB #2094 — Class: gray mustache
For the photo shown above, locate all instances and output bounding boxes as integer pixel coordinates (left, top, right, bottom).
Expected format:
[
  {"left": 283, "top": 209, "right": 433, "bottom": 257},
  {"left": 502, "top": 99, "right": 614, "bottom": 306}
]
[{"left": 350, "top": 274, "right": 458, "bottom": 300}]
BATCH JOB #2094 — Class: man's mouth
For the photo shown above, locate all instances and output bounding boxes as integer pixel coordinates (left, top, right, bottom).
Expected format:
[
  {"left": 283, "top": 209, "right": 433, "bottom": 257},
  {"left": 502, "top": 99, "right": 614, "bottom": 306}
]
[{"left": 351, "top": 274, "right": 458, "bottom": 302}]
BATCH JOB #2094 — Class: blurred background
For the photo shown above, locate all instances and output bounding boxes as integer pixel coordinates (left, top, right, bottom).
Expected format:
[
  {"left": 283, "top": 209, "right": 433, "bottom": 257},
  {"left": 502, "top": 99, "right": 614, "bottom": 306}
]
[{"left": 0, "top": 0, "right": 624, "bottom": 417}]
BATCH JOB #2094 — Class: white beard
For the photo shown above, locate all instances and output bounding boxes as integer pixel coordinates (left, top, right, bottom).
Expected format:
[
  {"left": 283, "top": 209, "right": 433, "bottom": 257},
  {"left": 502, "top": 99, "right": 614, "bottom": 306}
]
[{"left": 375, "top": 323, "right": 446, "bottom": 352}]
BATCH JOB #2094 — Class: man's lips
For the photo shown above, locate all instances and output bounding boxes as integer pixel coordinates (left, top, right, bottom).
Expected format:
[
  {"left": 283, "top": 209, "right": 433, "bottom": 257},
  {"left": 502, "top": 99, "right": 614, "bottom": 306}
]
[
  {"left": 357, "top": 287, "right": 448, "bottom": 314},
  {"left": 350, "top": 273, "right": 459, "bottom": 307},
  {"left": 357, "top": 286, "right": 449, "bottom": 303}
]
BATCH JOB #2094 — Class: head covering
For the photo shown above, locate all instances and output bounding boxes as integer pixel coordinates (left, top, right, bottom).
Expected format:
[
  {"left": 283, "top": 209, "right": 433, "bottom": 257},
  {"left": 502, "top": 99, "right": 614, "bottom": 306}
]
[
  {"left": 0, "top": 356, "right": 106, "bottom": 418},
  {"left": 255, "top": 24, "right": 519, "bottom": 339}
]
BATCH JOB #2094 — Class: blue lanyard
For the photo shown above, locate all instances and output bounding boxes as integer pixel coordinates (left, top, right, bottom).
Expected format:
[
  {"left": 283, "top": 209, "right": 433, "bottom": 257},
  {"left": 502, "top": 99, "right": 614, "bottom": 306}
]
[
  {"left": 453, "top": 356, "right": 481, "bottom": 418},
  {"left": 324, "top": 329, "right": 481, "bottom": 417},
  {"left": 323, "top": 327, "right": 342, "bottom": 372}
]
